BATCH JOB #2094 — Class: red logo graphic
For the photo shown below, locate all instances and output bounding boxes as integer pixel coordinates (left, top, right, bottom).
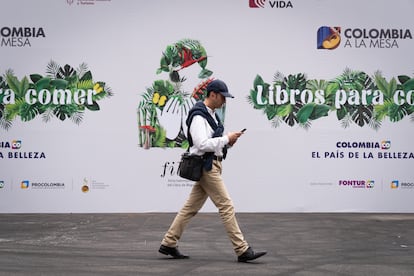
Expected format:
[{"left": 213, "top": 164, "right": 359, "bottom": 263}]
[{"left": 249, "top": 0, "right": 266, "bottom": 8}]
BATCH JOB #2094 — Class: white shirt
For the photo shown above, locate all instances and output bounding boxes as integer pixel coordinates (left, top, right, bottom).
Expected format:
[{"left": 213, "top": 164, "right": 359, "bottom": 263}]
[{"left": 189, "top": 106, "right": 229, "bottom": 157}]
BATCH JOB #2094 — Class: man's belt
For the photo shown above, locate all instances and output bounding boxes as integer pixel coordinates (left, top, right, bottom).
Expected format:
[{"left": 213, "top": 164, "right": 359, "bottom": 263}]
[{"left": 213, "top": 155, "right": 223, "bottom": 161}]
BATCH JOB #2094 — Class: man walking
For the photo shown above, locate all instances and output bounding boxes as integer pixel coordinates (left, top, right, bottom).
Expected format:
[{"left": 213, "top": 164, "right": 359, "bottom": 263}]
[{"left": 158, "top": 79, "right": 266, "bottom": 262}]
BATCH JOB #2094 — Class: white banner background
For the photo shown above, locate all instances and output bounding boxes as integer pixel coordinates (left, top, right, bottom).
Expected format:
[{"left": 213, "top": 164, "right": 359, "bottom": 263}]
[{"left": 0, "top": 0, "right": 413, "bottom": 213}]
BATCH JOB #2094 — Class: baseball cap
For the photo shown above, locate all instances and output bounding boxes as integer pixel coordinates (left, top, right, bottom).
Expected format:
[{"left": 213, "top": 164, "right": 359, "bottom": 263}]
[{"left": 206, "top": 79, "right": 234, "bottom": 98}]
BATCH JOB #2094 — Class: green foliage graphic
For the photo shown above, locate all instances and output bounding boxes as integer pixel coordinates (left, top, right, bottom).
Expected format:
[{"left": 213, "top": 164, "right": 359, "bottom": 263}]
[
  {"left": 0, "top": 61, "right": 112, "bottom": 130},
  {"left": 138, "top": 39, "right": 215, "bottom": 149},
  {"left": 247, "top": 69, "right": 414, "bottom": 129}
]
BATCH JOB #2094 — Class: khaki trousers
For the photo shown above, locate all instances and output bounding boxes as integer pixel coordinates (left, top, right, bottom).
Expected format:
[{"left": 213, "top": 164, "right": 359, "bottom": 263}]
[{"left": 161, "top": 160, "right": 249, "bottom": 256}]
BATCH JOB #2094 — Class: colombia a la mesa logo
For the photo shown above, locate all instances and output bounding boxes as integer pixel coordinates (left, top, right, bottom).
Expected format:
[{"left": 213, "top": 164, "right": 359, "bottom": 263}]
[
  {"left": 0, "top": 26, "right": 46, "bottom": 48},
  {"left": 318, "top": 26, "right": 413, "bottom": 49},
  {"left": 0, "top": 60, "right": 113, "bottom": 130}
]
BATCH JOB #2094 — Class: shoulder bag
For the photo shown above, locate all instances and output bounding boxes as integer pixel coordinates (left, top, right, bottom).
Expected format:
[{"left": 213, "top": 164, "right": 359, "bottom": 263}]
[{"left": 178, "top": 151, "right": 204, "bottom": 181}]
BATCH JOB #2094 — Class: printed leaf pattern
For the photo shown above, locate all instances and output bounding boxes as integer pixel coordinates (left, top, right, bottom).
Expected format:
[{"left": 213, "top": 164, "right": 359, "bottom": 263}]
[
  {"left": 138, "top": 39, "right": 214, "bottom": 149},
  {"left": 0, "top": 61, "right": 112, "bottom": 130},
  {"left": 247, "top": 69, "right": 414, "bottom": 129}
]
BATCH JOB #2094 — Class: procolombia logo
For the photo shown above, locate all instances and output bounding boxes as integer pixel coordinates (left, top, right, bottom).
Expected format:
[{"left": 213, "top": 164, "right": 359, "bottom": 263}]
[
  {"left": 317, "top": 26, "right": 412, "bottom": 49},
  {"left": 31, "top": 182, "right": 65, "bottom": 189},
  {"left": 391, "top": 180, "right": 414, "bottom": 189},
  {"left": 0, "top": 26, "right": 46, "bottom": 47},
  {"left": 21, "top": 180, "right": 65, "bottom": 190},
  {"left": 249, "top": 0, "right": 293, "bottom": 8}
]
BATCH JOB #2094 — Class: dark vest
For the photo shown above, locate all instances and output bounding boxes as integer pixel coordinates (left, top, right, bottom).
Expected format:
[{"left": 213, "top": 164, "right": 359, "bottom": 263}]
[{"left": 186, "top": 101, "right": 225, "bottom": 171}]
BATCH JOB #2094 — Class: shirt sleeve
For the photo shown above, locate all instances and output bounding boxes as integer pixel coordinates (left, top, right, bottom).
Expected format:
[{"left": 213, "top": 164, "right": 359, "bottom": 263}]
[{"left": 189, "top": 115, "right": 229, "bottom": 156}]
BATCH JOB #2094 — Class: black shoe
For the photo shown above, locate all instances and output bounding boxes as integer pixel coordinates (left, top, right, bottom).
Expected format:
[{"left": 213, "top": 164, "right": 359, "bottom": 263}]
[
  {"left": 158, "top": 245, "right": 189, "bottom": 259},
  {"left": 237, "top": 247, "right": 267, "bottom": 262}
]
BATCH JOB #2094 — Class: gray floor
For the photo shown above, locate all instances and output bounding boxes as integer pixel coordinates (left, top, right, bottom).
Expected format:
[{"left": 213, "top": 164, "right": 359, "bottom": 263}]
[{"left": 0, "top": 213, "right": 413, "bottom": 275}]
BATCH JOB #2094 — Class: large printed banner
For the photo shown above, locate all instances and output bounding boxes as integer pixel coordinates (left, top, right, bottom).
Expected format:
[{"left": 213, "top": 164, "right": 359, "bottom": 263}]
[{"left": 0, "top": 0, "right": 413, "bottom": 213}]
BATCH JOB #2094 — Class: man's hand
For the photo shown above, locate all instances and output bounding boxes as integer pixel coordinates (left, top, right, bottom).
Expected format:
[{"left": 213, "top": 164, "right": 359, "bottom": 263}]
[{"left": 227, "top": 131, "right": 244, "bottom": 146}]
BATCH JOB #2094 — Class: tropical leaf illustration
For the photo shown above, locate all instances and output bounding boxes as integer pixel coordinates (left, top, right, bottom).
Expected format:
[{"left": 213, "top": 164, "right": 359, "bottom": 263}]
[
  {"left": 248, "top": 68, "right": 414, "bottom": 129},
  {"left": 0, "top": 61, "right": 112, "bottom": 130},
  {"left": 156, "top": 39, "right": 212, "bottom": 83},
  {"left": 138, "top": 39, "right": 214, "bottom": 149}
]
